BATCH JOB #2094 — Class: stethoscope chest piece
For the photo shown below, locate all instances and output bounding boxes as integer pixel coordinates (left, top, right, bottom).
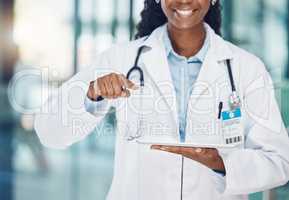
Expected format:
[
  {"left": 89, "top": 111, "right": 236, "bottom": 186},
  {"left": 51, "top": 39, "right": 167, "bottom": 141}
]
[{"left": 229, "top": 91, "right": 241, "bottom": 110}]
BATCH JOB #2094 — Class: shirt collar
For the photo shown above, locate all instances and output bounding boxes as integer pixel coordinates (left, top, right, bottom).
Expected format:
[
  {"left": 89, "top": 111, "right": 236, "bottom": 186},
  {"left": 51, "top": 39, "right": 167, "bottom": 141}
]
[{"left": 163, "top": 24, "right": 210, "bottom": 63}]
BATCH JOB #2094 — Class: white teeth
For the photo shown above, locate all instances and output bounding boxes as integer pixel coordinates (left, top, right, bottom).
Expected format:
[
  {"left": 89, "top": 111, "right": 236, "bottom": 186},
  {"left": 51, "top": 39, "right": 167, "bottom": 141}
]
[{"left": 176, "top": 9, "right": 193, "bottom": 16}]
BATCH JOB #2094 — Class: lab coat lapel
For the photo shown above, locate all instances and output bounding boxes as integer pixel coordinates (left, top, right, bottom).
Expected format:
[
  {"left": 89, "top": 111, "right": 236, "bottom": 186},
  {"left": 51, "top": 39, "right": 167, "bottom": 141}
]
[
  {"left": 188, "top": 26, "right": 234, "bottom": 108},
  {"left": 139, "top": 26, "right": 179, "bottom": 125},
  {"left": 188, "top": 50, "right": 226, "bottom": 108}
]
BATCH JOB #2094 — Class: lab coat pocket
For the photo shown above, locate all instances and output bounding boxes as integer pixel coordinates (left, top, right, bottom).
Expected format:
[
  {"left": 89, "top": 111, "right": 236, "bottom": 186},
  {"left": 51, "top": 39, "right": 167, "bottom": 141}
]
[{"left": 185, "top": 91, "right": 223, "bottom": 145}]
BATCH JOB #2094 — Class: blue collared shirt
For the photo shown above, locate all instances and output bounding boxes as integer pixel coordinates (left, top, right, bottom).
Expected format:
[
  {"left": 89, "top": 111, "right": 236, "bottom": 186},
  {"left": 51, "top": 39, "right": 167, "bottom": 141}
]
[{"left": 163, "top": 25, "right": 210, "bottom": 142}]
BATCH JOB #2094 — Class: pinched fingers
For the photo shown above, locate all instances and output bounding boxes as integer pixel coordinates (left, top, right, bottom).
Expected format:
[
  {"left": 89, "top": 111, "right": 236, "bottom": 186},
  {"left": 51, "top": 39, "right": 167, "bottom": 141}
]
[{"left": 87, "top": 73, "right": 138, "bottom": 100}]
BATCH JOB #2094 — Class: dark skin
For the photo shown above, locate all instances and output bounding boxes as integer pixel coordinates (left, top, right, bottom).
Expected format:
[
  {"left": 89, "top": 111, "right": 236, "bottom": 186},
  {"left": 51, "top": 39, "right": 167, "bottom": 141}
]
[{"left": 151, "top": 0, "right": 225, "bottom": 173}]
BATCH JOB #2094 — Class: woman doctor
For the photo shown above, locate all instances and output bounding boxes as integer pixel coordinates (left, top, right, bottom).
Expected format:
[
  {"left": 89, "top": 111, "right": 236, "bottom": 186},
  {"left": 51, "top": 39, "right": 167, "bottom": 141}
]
[{"left": 35, "top": 0, "right": 289, "bottom": 199}]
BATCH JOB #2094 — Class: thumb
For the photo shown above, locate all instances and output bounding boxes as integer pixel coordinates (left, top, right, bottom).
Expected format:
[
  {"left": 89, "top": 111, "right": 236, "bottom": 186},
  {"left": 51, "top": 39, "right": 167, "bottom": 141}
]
[{"left": 124, "top": 78, "right": 138, "bottom": 90}]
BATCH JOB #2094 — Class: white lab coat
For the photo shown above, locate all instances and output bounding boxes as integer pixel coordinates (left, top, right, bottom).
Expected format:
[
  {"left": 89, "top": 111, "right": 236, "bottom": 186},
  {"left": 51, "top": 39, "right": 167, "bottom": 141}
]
[{"left": 34, "top": 24, "right": 289, "bottom": 200}]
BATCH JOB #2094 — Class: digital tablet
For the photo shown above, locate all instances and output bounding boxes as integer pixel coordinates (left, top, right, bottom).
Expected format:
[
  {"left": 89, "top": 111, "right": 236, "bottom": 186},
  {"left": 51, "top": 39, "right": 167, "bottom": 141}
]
[{"left": 137, "top": 140, "right": 237, "bottom": 148}]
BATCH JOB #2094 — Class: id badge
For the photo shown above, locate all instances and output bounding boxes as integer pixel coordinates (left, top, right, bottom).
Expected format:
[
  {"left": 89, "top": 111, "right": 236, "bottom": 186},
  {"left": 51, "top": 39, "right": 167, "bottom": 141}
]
[{"left": 221, "top": 108, "right": 243, "bottom": 145}]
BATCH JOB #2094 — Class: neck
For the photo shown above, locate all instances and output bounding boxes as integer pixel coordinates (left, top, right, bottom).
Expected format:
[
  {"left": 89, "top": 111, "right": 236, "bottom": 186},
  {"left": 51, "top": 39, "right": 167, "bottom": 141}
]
[{"left": 167, "top": 23, "right": 206, "bottom": 58}]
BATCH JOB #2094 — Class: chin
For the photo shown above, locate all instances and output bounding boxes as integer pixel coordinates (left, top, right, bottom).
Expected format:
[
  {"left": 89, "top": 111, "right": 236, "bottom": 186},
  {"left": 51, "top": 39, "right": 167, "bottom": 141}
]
[{"left": 171, "top": 21, "right": 201, "bottom": 31}]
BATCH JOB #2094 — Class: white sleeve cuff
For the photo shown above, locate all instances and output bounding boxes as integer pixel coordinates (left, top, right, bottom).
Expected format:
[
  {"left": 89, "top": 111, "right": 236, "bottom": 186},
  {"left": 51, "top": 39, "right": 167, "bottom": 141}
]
[{"left": 84, "top": 96, "right": 109, "bottom": 116}]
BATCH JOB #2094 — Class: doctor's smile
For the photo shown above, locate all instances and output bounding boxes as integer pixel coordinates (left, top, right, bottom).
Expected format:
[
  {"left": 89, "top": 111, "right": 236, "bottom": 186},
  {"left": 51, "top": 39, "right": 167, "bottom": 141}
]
[{"left": 34, "top": 0, "right": 289, "bottom": 199}]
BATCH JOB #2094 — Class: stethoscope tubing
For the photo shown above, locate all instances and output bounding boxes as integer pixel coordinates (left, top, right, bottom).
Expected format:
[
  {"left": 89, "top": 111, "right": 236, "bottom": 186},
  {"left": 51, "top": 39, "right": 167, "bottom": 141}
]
[{"left": 226, "top": 59, "right": 236, "bottom": 92}]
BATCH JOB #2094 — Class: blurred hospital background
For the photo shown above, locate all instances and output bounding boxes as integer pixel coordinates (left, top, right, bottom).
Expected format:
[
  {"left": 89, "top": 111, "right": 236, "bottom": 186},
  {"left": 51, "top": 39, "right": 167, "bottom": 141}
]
[{"left": 0, "top": 0, "right": 288, "bottom": 199}]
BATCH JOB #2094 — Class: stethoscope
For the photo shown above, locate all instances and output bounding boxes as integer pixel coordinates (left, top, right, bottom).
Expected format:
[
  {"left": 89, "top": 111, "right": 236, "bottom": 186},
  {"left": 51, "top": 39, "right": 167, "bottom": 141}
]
[
  {"left": 126, "top": 46, "right": 146, "bottom": 141},
  {"left": 127, "top": 46, "right": 241, "bottom": 107},
  {"left": 96, "top": 46, "right": 146, "bottom": 141},
  {"left": 126, "top": 46, "right": 241, "bottom": 141},
  {"left": 100, "top": 45, "right": 242, "bottom": 141},
  {"left": 225, "top": 59, "right": 241, "bottom": 110}
]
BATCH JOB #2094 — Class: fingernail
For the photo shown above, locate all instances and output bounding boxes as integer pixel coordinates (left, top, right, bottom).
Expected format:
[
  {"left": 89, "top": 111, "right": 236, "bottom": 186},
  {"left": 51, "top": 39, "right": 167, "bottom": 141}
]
[{"left": 195, "top": 148, "right": 202, "bottom": 153}]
